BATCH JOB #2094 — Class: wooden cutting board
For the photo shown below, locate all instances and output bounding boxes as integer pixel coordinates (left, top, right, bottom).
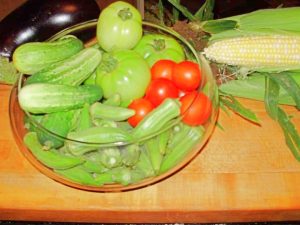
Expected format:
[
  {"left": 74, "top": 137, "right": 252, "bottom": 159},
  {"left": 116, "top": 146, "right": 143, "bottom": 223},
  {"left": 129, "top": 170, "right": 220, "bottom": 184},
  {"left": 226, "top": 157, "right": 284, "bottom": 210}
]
[{"left": 1, "top": 84, "right": 300, "bottom": 223}]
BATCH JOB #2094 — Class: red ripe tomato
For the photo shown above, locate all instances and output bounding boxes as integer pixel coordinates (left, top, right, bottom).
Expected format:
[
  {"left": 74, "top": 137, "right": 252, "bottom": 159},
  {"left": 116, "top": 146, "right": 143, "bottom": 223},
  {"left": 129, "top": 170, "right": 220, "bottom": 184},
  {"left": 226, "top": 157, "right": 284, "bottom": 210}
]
[
  {"left": 180, "top": 91, "right": 212, "bottom": 126},
  {"left": 151, "top": 59, "right": 176, "bottom": 80},
  {"left": 146, "top": 78, "right": 179, "bottom": 106},
  {"left": 128, "top": 98, "right": 154, "bottom": 127},
  {"left": 172, "top": 61, "right": 201, "bottom": 91}
]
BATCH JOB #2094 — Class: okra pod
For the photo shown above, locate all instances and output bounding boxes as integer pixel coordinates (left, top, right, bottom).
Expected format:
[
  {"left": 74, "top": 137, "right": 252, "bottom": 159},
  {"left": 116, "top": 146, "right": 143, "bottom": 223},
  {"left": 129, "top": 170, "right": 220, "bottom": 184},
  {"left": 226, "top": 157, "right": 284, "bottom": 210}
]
[
  {"left": 103, "top": 93, "right": 121, "bottom": 106},
  {"left": 134, "top": 147, "right": 155, "bottom": 178},
  {"left": 145, "top": 136, "right": 164, "bottom": 174},
  {"left": 24, "top": 132, "right": 84, "bottom": 170},
  {"left": 54, "top": 166, "right": 104, "bottom": 186},
  {"left": 90, "top": 102, "right": 135, "bottom": 122},
  {"left": 120, "top": 144, "right": 141, "bottom": 167},
  {"left": 98, "top": 147, "right": 122, "bottom": 169},
  {"left": 66, "top": 126, "right": 133, "bottom": 156},
  {"left": 132, "top": 98, "right": 181, "bottom": 139},
  {"left": 75, "top": 103, "right": 92, "bottom": 131},
  {"left": 160, "top": 125, "right": 205, "bottom": 174}
]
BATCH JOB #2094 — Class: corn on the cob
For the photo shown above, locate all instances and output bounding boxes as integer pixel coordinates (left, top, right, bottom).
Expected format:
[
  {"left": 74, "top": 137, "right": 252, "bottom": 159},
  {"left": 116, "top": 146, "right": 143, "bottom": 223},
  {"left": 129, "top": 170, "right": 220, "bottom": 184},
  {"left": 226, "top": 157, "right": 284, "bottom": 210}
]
[{"left": 204, "top": 35, "right": 300, "bottom": 71}]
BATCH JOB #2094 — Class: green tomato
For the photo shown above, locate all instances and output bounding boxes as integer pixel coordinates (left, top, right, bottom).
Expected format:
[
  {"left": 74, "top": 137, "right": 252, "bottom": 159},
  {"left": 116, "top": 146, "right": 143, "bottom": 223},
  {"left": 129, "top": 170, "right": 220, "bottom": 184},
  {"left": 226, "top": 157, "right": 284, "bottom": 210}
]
[
  {"left": 95, "top": 50, "right": 151, "bottom": 107},
  {"left": 97, "top": 1, "right": 142, "bottom": 52},
  {"left": 133, "top": 34, "right": 185, "bottom": 67}
]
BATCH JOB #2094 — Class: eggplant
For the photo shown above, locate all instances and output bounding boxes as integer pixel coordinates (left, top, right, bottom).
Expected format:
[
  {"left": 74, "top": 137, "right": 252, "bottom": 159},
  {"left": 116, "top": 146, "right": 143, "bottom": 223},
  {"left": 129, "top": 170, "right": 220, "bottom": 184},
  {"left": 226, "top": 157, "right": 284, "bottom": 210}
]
[{"left": 0, "top": 0, "right": 100, "bottom": 59}]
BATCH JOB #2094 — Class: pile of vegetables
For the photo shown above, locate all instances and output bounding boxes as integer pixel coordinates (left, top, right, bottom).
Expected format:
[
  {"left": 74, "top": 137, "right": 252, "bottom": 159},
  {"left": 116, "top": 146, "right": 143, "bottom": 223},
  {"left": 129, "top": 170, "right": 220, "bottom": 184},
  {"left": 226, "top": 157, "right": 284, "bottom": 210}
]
[
  {"left": 13, "top": 1, "right": 214, "bottom": 187},
  {"left": 157, "top": 0, "right": 300, "bottom": 161}
]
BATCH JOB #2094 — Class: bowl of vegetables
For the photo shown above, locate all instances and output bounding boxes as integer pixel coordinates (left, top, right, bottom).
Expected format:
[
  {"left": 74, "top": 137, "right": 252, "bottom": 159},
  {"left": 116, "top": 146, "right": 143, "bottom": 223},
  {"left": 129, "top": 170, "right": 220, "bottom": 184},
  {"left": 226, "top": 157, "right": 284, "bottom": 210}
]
[{"left": 9, "top": 1, "right": 218, "bottom": 192}]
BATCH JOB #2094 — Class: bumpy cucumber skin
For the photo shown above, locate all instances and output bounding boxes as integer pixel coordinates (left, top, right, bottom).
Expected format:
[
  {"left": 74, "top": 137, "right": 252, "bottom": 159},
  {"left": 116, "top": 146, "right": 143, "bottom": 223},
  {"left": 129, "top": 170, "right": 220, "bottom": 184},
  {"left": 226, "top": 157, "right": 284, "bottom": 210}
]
[
  {"left": 37, "top": 109, "right": 79, "bottom": 149},
  {"left": 24, "top": 132, "right": 83, "bottom": 170},
  {"left": 18, "top": 83, "right": 102, "bottom": 114},
  {"left": 13, "top": 35, "right": 84, "bottom": 74},
  {"left": 25, "top": 48, "right": 102, "bottom": 86}
]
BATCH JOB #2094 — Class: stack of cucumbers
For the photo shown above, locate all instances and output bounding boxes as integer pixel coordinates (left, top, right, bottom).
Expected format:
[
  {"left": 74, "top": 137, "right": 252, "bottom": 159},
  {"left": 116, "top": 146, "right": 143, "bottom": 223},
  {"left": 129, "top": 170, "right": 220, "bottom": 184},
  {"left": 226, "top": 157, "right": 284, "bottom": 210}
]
[{"left": 13, "top": 2, "right": 207, "bottom": 188}]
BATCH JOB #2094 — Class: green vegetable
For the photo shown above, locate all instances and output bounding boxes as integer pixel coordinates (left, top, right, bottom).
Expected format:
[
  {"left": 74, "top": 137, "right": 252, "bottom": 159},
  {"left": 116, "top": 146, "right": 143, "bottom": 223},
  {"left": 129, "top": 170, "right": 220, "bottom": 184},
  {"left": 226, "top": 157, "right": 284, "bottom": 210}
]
[
  {"left": 264, "top": 76, "right": 300, "bottom": 161},
  {"left": 107, "top": 167, "right": 144, "bottom": 185},
  {"left": 36, "top": 109, "right": 79, "bottom": 149},
  {"left": 219, "top": 73, "right": 300, "bottom": 106},
  {"left": 96, "top": 50, "right": 151, "bottom": 107},
  {"left": 75, "top": 103, "right": 92, "bottom": 131},
  {"left": 103, "top": 93, "right": 121, "bottom": 106},
  {"left": 81, "top": 151, "right": 108, "bottom": 174},
  {"left": 144, "top": 136, "right": 164, "bottom": 174},
  {"left": 160, "top": 124, "right": 204, "bottom": 174},
  {"left": 133, "top": 33, "right": 185, "bottom": 66},
  {"left": 13, "top": 35, "right": 83, "bottom": 74},
  {"left": 25, "top": 48, "right": 102, "bottom": 86},
  {"left": 66, "top": 126, "right": 133, "bottom": 155},
  {"left": 96, "top": 1, "right": 142, "bottom": 52},
  {"left": 98, "top": 148, "right": 122, "bottom": 169},
  {"left": 134, "top": 148, "right": 155, "bottom": 178},
  {"left": 18, "top": 83, "right": 102, "bottom": 114},
  {"left": 120, "top": 144, "right": 140, "bottom": 167},
  {"left": 0, "top": 56, "right": 20, "bottom": 85},
  {"left": 132, "top": 98, "right": 181, "bottom": 139},
  {"left": 90, "top": 102, "right": 135, "bottom": 122},
  {"left": 54, "top": 166, "right": 102, "bottom": 186},
  {"left": 24, "top": 132, "right": 83, "bottom": 170}
]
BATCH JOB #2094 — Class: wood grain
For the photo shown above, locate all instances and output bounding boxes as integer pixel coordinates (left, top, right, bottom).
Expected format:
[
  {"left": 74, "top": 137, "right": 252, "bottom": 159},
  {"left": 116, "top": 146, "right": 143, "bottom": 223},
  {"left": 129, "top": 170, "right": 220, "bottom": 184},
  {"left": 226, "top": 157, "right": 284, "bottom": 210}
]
[{"left": 1, "top": 84, "right": 300, "bottom": 223}]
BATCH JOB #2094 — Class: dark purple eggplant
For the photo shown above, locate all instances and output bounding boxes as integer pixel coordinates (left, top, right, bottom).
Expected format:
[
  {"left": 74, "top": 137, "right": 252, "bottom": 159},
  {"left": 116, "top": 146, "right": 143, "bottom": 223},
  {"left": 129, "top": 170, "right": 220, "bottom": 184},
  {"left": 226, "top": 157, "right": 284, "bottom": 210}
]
[{"left": 0, "top": 0, "right": 100, "bottom": 59}]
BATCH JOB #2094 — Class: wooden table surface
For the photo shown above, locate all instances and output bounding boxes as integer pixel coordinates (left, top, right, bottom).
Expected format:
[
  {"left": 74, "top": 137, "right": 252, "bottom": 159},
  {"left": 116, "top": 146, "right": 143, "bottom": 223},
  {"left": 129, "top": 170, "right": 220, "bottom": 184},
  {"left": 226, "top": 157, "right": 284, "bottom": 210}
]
[{"left": 1, "top": 84, "right": 300, "bottom": 223}]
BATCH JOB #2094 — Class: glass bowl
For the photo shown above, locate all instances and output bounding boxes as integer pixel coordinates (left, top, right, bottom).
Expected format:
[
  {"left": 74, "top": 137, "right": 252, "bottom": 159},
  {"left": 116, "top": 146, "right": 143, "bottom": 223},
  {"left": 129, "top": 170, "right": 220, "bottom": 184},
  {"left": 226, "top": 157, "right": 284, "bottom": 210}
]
[{"left": 9, "top": 20, "right": 219, "bottom": 192}]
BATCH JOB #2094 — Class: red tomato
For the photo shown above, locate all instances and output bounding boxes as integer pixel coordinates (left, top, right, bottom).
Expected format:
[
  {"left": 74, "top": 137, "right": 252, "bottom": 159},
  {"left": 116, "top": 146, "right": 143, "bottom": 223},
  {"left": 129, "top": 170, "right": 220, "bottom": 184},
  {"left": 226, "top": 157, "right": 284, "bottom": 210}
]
[
  {"left": 172, "top": 61, "right": 201, "bottom": 91},
  {"left": 146, "top": 78, "right": 179, "bottom": 106},
  {"left": 180, "top": 91, "right": 212, "bottom": 126},
  {"left": 151, "top": 59, "right": 175, "bottom": 80},
  {"left": 128, "top": 98, "right": 154, "bottom": 127}
]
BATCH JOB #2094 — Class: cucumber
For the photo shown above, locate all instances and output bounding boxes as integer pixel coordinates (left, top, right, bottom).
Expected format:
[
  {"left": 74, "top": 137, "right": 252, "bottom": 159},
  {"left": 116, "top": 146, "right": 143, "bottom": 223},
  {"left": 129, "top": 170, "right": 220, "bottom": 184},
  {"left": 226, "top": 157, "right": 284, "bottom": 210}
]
[
  {"left": 36, "top": 109, "right": 79, "bottom": 149},
  {"left": 18, "top": 83, "right": 103, "bottom": 114},
  {"left": 13, "top": 35, "right": 84, "bottom": 74},
  {"left": 25, "top": 48, "right": 102, "bottom": 86}
]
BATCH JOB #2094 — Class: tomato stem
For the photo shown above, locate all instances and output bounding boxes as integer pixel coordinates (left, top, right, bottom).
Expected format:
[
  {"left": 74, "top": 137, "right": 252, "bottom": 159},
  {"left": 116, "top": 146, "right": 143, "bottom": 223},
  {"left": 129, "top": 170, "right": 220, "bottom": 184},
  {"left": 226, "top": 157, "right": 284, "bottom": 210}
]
[
  {"left": 118, "top": 8, "right": 133, "bottom": 21},
  {"left": 152, "top": 39, "right": 166, "bottom": 51},
  {"left": 98, "top": 54, "right": 118, "bottom": 73}
]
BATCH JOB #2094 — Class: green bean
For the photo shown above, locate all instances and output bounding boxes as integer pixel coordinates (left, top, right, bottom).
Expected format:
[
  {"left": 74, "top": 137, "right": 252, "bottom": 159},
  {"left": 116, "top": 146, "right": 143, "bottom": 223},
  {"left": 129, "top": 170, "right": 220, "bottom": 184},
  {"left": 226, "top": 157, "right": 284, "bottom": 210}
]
[
  {"left": 24, "top": 132, "right": 84, "bottom": 170},
  {"left": 90, "top": 102, "right": 135, "bottom": 121}
]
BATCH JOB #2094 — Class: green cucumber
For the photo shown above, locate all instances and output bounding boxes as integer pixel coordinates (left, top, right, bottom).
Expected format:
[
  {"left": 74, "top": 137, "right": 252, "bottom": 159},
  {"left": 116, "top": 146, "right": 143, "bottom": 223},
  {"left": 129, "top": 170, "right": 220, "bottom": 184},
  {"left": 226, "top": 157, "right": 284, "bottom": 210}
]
[
  {"left": 25, "top": 48, "right": 102, "bottom": 86},
  {"left": 13, "top": 35, "right": 84, "bottom": 74},
  {"left": 36, "top": 109, "right": 79, "bottom": 149},
  {"left": 18, "top": 83, "right": 102, "bottom": 114}
]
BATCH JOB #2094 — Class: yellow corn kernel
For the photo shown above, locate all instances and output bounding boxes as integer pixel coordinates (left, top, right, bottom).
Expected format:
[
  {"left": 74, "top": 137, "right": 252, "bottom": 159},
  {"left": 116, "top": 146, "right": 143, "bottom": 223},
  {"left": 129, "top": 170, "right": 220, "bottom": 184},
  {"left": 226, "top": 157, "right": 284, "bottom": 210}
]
[{"left": 203, "top": 35, "right": 300, "bottom": 68}]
